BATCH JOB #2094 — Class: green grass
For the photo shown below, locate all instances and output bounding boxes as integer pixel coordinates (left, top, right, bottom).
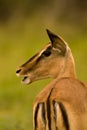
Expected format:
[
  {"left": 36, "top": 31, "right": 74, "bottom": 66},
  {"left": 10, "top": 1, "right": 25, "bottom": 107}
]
[{"left": 0, "top": 17, "right": 87, "bottom": 130}]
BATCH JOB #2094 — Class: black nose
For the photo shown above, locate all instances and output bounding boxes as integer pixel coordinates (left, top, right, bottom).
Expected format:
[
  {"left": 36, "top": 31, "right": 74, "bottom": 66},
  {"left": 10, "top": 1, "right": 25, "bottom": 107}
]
[{"left": 16, "top": 69, "right": 21, "bottom": 74}]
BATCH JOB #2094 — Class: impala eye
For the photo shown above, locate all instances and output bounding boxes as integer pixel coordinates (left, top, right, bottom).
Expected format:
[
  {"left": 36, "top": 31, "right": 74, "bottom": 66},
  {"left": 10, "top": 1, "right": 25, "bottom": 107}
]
[{"left": 42, "top": 50, "right": 51, "bottom": 57}]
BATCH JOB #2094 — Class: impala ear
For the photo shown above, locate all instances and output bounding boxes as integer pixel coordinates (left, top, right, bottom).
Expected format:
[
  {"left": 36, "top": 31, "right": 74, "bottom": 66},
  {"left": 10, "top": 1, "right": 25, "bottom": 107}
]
[{"left": 46, "top": 29, "right": 67, "bottom": 55}]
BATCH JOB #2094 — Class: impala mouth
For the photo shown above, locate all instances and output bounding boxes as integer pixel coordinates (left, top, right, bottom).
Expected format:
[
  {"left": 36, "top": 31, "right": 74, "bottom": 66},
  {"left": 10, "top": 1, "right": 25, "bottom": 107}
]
[{"left": 21, "top": 76, "right": 31, "bottom": 84}]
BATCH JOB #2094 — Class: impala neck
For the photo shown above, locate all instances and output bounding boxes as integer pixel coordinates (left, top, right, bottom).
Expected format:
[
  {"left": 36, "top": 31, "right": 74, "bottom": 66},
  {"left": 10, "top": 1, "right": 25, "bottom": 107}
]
[{"left": 57, "top": 49, "right": 76, "bottom": 79}]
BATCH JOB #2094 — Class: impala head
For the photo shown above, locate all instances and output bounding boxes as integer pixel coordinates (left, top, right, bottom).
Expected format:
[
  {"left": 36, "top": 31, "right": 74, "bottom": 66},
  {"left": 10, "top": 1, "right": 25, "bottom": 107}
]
[{"left": 16, "top": 29, "right": 76, "bottom": 84}]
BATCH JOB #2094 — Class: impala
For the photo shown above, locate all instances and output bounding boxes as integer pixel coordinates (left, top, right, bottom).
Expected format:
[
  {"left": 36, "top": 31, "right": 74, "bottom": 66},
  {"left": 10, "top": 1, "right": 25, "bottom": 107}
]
[{"left": 16, "top": 30, "right": 87, "bottom": 130}]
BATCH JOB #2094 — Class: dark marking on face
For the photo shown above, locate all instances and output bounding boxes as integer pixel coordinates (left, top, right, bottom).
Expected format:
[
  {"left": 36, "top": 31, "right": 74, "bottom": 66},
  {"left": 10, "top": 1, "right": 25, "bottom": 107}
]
[{"left": 21, "top": 53, "right": 39, "bottom": 67}]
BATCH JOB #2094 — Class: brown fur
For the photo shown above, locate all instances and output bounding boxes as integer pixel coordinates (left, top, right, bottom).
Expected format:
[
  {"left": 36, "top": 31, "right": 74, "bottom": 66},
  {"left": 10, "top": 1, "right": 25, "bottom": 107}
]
[{"left": 16, "top": 30, "right": 87, "bottom": 130}]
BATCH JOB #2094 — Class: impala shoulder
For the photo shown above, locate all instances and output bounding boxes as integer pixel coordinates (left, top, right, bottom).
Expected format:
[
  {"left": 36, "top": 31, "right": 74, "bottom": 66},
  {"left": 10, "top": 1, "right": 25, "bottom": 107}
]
[
  {"left": 55, "top": 77, "right": 87, "bottom": 88},
  {"left": 33, "top": 79, "right": 58, "bottom": 104},
  {"left": 51, "top": 77, "right": 87, "bottom": 107},
  {"left": 33, "top": 87, "right": 52, "bottom": 105}
]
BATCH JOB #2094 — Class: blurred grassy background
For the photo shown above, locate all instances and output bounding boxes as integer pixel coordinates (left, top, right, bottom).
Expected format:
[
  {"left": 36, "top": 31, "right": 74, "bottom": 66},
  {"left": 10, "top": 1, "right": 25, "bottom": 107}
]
[{"left": 0, "top": 0, "right": 87, "bottom": 129}]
